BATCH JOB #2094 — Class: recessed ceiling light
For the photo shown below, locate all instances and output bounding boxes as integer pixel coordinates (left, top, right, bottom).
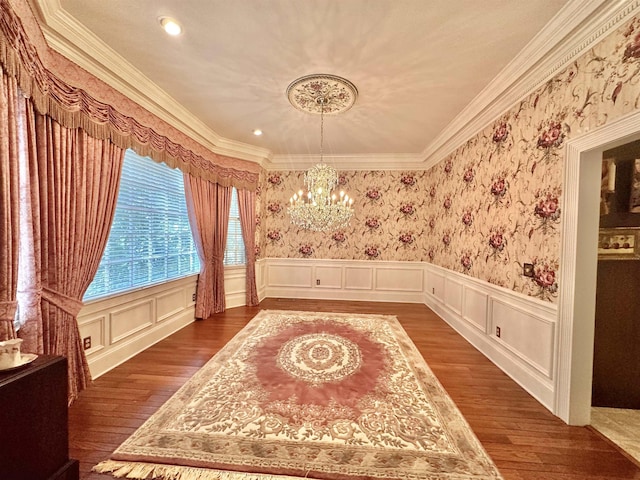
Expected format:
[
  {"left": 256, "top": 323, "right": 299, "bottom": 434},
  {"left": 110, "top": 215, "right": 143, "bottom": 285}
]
[
  {"left": 253, "top": 129, "right": 263, "bottom": 136},
  {"left": 159, "top": 17, "right": 182, "bottom": 36}
]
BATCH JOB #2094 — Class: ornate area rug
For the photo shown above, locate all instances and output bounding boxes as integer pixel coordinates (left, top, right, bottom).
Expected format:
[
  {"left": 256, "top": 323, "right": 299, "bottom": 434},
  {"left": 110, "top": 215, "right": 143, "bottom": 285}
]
[{"left": 94, "top": 310, "right": 502, "bottom": 480}]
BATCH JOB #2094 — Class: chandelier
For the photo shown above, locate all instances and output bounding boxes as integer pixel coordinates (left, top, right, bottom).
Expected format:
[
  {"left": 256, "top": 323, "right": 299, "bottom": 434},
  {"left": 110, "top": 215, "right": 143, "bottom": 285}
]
[{"left": 286, "top": 74, "right": 357, "bottom": 232}]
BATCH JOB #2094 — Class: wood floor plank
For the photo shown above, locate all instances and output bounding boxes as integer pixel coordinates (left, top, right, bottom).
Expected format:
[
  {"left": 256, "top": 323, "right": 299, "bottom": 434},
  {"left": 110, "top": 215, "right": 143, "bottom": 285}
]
[{"left": 69, "top": 299, "right": 640, "bottom": 480}]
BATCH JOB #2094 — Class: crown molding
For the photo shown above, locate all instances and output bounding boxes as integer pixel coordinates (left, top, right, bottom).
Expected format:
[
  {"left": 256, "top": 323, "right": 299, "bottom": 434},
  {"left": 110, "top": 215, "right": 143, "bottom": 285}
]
[
  {"left": 420, "top": 0, "right": 640, "bottom": 169},
  {"left": 30, "top": 0, "right": 270, "bottom": 165},
  {"left": 29, "top": 0, "right": 640, "bottom": 172},
  {"left": 266, "top": 153, "right": 425, "bottom": 171}
]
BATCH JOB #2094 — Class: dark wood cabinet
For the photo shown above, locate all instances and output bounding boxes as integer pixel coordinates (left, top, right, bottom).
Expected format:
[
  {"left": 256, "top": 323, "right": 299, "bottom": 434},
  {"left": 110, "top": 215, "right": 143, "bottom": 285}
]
[{"left": 0, "top": 355, "right": 79, "bottom": 480}]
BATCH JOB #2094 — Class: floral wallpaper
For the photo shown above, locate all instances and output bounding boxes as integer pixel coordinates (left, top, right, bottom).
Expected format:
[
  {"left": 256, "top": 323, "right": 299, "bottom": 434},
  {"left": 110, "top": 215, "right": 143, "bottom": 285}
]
[{"left": 259, "top": 15, "right": 640, "bottom": 304}]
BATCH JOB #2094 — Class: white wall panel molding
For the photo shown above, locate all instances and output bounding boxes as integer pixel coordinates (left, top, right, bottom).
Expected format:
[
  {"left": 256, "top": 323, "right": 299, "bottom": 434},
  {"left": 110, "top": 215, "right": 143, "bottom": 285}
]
[
  {"left": 157, "top": 288, "right": 187, "bottom": 323},
  {"left": 423, "top": 263, "right": 558, "bottom": 411},
  {"left": 462, "top": 287, "right": 488, "bottom": 333},
  {"left": 427, "top": 297, "right": 555, "bottom": 409},
  {"left": 490, "top": 298, "right": 555, "bottom": 379},
  {"left": 267, "top": 262, "right": 314, "bottom": 288},
  {"left": 444, "top": 277, "right": 463, "bottom": 316},
  {"left": 374, "top": 266, "right": 423, "bottom": 293},
  {"left": 224, "top": 266, "right": 249, "bottom": 309},
  {"left": 109, "top": 299, "right": 155, "bottom": 344},
  {"left": 85, "top": 308, "right": 195, "bottom": 380},
  {"left": 425, "top": 270, "right": 445, "bottom": 301},
  {"left": 256, "top": 260, "right": 268, "bottom": 302},
  {"left": 79, "top": 268, "right": 261, "bottom": 378},
  {"left": 77, "top": 315, "right": 105, "bottom": 355},
  {"left": 344, "top": 267, "right": 373, "bottom": 291},
  {"left": 78, "top": 257, "right": 561, "bottom": 417},
  {"left": 263, "top": 259, "right": 425, "bottom": 303},
  {"left": 315, "top": 265, "right": 343, "bottom": 289},
  {"left": 79, "top": 275, "right": 198, "bottom": 378}
]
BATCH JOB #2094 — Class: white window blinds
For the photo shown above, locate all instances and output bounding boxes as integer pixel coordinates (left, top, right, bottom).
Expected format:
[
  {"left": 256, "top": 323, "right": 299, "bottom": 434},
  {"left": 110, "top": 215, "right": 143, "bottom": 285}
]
[
  {"left": 224, "top": 188, "right": 246, "bottom": 266},
  {"left": 84, "top": 150, "right": 200, "bottom": 300}
]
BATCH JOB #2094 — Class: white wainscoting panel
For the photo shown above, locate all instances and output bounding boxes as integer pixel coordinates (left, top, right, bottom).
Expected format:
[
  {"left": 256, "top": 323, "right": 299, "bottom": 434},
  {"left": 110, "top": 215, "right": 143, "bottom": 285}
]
[
  {"left": 268, "top": 263, "right": 313, "bottom": 288},
  {"left": 77, "top": 315, "right": 105, "bottom": 355},
  {"left": 491, "top": 298, "right": 555, "bottom": 379},
  {"left": 263, "top": 259, "right": 425, "bottom": 303},
  {"left": 315, "top": 265, "right": 342, "bottom": 289},
  {"left": 423, "top": 263, "right": 557, "bottom": 412},
  {"left": 109, "top": 299, "right": 154, "bottom": 344},
  {"left": 444, "top": 278, "right": 463, "bottom": 315},
  {"left": 375, "top": 267, "right": 423, "bottom": 292},
  {"left": 344, "top": 267, "right": 373, "bottom": 290},
  {"left": 256, "top": 259, "right": 267, "bottom": 301},
  {"left": 157, "top": 288, "right": 186, "bottom": 323},
  {"left": 462, "top": 287, "right": 488, "bottom": 333},
  {"left": 225, "top": 266, "right": 248, "bottom": 309},
  {"left": 426, "top": 270, "right": 445, "bottom": 301},
  {"left": 78, "top": 257, "right": 563, "bottom": 420},
  {"left": 78, "top": 275, "right": 198, "bottom": 378}
]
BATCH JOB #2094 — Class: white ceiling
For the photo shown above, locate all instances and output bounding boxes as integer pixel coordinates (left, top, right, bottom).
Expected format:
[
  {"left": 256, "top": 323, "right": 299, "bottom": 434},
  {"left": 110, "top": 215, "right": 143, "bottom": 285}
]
[{"left": 30, "top": 1, "right": 610, "bottom": 167}]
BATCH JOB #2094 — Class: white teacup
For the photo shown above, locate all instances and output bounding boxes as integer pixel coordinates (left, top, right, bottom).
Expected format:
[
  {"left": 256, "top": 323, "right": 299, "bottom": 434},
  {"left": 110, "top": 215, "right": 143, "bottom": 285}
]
[{"left": 0, "top": 338, "right": 23, "bottom": 369}]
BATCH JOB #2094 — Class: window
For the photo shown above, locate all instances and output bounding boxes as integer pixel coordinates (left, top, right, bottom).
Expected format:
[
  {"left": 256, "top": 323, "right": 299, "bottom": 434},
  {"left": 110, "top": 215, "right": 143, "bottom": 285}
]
[
  {"left": 84, "top": 150, "right": 247, "bottom": 301},
  {"left": 84, "top": 150, "right": 200, "bottom": 300},
  {"left": 225, "top": 187, "right": 246, "bottom": 266}
]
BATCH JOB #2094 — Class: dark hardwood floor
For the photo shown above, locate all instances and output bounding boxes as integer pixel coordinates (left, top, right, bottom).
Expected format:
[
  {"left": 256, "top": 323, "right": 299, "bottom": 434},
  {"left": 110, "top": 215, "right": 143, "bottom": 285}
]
[{"left": 69, "top": 298, "right": 640, "bottom": 480}]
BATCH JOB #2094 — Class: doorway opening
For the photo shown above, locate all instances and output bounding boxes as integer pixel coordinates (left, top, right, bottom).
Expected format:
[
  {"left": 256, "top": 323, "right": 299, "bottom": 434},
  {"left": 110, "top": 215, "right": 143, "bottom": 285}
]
[
  {"left": 556, "top": 109, "right": 640, "bottom": 427},
  {"left": 588, "top": 140, "right": 640, "bottom": 463}
]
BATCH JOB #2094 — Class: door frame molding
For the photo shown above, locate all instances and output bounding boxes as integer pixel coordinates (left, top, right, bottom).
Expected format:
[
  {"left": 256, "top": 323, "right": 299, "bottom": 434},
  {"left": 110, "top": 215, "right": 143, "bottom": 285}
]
[{"left": 556, "top": 110, "right": 640, "bottom": 424}]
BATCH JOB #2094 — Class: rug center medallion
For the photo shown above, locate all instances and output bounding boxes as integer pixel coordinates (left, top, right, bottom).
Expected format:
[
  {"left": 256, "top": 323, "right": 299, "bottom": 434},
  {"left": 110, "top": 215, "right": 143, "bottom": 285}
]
[{"left": 277, "top": 333, "right": 361, "bottom": 386}]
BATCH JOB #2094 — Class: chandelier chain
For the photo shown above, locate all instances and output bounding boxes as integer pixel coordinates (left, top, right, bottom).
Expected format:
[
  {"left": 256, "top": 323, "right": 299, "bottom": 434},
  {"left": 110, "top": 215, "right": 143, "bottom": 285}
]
[{"left": 319, "top": 98, "right": 324, "bottom": 162}]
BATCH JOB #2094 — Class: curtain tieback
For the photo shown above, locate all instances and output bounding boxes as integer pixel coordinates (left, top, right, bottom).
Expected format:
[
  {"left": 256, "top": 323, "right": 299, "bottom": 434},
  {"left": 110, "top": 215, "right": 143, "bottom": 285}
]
[
  {"left": 0, "top": 301, "right": 18, "bottom": 322},
  {"left": 41, "top": 287, "right": 84, "bottom": 318}
]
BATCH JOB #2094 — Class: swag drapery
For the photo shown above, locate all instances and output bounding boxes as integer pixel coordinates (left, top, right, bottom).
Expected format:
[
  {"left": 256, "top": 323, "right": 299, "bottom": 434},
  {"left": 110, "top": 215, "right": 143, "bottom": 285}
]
[{"left": 17, "top": 106, "right": 124, "bottom": 403}]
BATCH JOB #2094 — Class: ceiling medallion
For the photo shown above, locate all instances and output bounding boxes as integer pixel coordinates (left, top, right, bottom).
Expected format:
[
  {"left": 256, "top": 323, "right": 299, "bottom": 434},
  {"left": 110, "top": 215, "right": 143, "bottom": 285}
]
[
  {"left": 286, "top": 74, "right": 358, "bottom": 115},
  {"left": 287, "top": 74, "right": 356, "bottom": 232}
]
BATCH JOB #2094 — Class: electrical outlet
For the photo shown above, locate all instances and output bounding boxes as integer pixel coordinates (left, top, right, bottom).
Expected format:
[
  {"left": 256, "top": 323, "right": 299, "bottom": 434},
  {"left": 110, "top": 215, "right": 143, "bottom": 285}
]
[
  {"left": 523, "top": 263, "right": 534, "bottom": 277},
  {"left": 83, "top": 336, "right": 91, "bottom": 350},
  {"left": 316, "top": 279, "right": 320, "bottom": 285},
  {"left": 192, "top": 293, "right": 196, "bottom": 301},
  {"left": 495, "top": 326, "right": 501, "bottom": 338}
]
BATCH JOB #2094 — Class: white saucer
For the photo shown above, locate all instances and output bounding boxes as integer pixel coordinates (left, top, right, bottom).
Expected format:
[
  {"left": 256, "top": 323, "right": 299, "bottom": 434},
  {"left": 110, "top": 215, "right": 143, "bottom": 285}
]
[{"left": 0, "top": 353, "right": 38, "bottom": 372}]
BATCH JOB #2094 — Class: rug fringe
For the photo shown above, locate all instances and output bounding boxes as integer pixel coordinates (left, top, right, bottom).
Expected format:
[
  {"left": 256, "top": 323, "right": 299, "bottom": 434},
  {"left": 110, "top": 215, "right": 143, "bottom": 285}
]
[{"left": 93, "top": 460, "right": 310, "bottom": 480}]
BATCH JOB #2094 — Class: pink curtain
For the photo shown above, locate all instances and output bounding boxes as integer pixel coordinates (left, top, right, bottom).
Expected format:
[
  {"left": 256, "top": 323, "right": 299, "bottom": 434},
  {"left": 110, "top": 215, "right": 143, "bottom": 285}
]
[
  {"left": 0, "top": 68, "right": 20, "bottom": 341},
  {"left": 184, "top": 177, "right": 232, "bottom": 317},
  {"left": 18, "top": 107, "right": 124, "bottom": 403},
  {"left": 237, "top": 189, "right": 258, "bottom": 306},
  {"left": 184, "top": 174, "right": 217, "bottom": 319},
  {"left": 213, "top": 185, "right": 232, "bottom": 313}
]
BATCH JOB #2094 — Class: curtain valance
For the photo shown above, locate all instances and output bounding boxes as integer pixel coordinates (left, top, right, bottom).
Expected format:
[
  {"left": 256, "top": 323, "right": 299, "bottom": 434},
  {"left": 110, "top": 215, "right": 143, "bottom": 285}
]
[{"left": 0, "top": 0, "right": 260, "bottom": 190}]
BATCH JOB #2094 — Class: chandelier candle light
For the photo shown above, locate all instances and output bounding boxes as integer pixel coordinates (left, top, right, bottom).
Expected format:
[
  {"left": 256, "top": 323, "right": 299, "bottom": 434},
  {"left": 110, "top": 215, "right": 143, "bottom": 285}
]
[{"left": 286, "top": 74, "right": 356, "bottom": 232}]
